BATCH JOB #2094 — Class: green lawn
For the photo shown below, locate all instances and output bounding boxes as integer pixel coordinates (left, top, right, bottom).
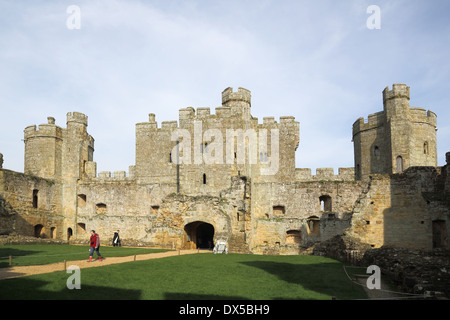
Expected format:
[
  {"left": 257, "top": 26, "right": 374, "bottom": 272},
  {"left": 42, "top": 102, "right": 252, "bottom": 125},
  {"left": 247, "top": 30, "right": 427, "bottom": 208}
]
[
  {"left": 0, "top": 250, "right": 367, "bottom": 300},
  {"left": 0, "top": 244, "right": 168, "bottom": 267}
]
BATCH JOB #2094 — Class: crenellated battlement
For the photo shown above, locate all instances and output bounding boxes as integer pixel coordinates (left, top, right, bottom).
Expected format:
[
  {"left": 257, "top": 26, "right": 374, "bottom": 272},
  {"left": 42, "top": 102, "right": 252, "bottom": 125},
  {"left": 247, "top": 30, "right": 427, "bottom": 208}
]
[
  {"left": 97, "top": 171, "right": 129, "bottom": 180},
  {"left": 409, "top": 107, "right": 437, "bottom": 126},
  {"left": 137, "top": 111, "right": 298, "bottom": 132},
  {"left": 24, "top": 117, "right": 63, "bottom": 140},
  {"left": 137, "top": 87, "right": 297, "bottom": 134},
  {"left": 295, "top": 168, "right": 355, "bottom": 182},
  {"left": 66, "top": 111, "right": 88, "bottom": 126},
  {"left": 222, "top": 87, "right": 251, "bottom": 106},
  {"left": 353, "top": 104, "right": 436, "bottom": 137},
  {"left": 382, "top": 83, "right": 410, "bottom": 103},
  {"left": 352, "top": 111, "right": 384, "bottom": 136}
]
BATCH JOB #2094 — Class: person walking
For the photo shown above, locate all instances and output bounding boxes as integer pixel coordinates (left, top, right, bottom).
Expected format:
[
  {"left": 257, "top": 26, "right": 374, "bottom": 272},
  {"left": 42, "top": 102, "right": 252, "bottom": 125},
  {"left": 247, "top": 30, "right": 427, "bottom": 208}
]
[{"left": 88, "top": 230, "right": 103, "bottom": 262}]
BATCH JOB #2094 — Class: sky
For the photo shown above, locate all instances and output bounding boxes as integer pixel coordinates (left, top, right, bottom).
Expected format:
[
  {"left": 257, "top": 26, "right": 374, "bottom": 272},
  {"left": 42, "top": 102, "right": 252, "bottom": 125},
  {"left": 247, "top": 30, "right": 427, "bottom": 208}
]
[{"left": 0, "top": 0, "right": 449, "bottom": 175}]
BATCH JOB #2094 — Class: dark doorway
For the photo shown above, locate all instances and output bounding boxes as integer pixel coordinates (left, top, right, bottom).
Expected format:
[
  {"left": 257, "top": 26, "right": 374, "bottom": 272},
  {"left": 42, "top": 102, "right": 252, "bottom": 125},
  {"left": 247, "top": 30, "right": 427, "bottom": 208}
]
[
  {"left": 432, "top": 220, "right": 447, "bottom": 248},
  {"left": 184, "top": 221, "right": 214, "bottom": 249},
  {"left": 34, "top": 224, "right": 44, "bottom": 238}
]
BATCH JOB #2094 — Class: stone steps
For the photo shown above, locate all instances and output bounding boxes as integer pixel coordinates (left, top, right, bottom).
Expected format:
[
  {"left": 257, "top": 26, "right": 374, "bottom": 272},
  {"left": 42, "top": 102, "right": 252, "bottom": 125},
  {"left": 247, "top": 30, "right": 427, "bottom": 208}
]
[{"left": 227, "top": 233, "right": 252, "bottom": 254}]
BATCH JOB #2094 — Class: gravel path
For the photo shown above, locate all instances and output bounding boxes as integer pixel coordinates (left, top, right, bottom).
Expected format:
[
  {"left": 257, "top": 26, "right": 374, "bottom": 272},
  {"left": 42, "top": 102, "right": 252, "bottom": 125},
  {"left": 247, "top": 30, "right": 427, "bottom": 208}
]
[{"left": 0, "top": 249, "right": 209, "bottom": 280}]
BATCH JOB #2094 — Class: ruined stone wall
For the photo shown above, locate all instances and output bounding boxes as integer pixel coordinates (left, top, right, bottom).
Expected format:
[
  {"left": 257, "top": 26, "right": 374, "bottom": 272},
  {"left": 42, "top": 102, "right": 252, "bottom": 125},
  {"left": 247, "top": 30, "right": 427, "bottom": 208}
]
[
  {"left": 0, "top": 169, "right": 63, "bottom": 238},
  {"left": 250, "top": 179, "right": 365, "bottom": 254},
  {"left": 349, "top": 166, "right": 450, "bottom": 250},
  {"left": 73, "top": 174, "right": 249, "bottom": 249},
  {"left": 74, "top": 176, "right": 175, "bottom": 244},
  {"left": 149, "top": 194, "right": 234, "bottom": 249}
]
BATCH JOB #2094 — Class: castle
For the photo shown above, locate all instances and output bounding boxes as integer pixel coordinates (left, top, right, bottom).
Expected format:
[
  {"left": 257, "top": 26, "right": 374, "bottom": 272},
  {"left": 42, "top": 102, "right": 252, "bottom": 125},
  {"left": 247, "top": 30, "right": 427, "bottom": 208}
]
[{"left": 0, "top": 84, "right": 449, "bottom": 254}]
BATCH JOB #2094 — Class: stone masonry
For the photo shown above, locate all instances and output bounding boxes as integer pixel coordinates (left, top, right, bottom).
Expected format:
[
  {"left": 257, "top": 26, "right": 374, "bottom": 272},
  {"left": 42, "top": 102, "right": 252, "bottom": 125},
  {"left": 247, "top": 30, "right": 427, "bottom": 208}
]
[{"left": 0, "top": 84, "right": 449, "bottom": 255}]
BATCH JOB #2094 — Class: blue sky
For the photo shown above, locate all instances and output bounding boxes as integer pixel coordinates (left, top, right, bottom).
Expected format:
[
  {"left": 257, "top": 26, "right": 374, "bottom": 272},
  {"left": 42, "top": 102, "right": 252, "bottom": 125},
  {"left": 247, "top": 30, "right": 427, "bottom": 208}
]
[{"left": 0, "top": 0, "right": 449, "bottom": 174}]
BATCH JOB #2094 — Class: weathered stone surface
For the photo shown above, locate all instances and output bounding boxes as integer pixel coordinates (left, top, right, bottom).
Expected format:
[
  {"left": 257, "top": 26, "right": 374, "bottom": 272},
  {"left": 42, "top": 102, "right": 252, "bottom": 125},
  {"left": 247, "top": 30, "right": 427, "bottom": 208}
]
[
  {"left": 361, "top": 246, "right": 450, "bottom": 297},
  {"left": 0, "top": 85, "right": 448, "bottom": 267},
  {"left": 311, "top": 234, "right": 372, "bottom": 263},
  {"left": 0, "top": 234, "right": 68, "bottom": 246}
]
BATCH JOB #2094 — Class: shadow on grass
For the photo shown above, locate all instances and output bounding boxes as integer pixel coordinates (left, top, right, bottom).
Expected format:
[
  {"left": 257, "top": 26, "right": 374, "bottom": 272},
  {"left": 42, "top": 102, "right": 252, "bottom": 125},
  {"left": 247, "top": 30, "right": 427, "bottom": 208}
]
[
  {"left": 0, "top": 277, "right": 142, "bottom": 300},
  {"left": 164, "top": 292, "right": 248, "bottom": 300},
  {"left": 239, "top": 260, "right": 366, "bottom": 300},
  {"left": 0, "top": 247, "right": 44, "bottom": 268}
]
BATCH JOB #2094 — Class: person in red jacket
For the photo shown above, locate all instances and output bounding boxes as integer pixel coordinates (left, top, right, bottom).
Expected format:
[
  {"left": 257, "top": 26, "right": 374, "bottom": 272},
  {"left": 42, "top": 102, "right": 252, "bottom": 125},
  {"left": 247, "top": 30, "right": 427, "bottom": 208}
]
[{"left": 88, "top": 230, "right": 102, "bottom": 262}]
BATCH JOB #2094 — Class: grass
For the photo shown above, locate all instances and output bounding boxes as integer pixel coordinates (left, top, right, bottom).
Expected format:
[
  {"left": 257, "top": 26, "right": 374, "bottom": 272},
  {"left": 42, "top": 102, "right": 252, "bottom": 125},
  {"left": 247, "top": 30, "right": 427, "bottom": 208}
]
[
  {"left": 0, "top": 244, "right": 169, "bottom": 267},
  {"left": 0, "top": 247, "right": 368, "bottom": 300}
]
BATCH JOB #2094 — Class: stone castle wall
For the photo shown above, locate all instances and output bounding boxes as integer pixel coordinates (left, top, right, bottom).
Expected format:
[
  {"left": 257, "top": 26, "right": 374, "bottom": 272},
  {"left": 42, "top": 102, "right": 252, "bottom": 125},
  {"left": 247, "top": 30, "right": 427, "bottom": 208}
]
[
  {"left": 348, "top": 165, "right": 450, "bottom": 250},
  {"left": 0, "top": 85, "right": 449, "bottom": 253},
  {"left": 0, "top": 169, "right": 63, "bottom": 238},
  {"left": 250, "top": 179, "right": 364, "bottom": 254}
]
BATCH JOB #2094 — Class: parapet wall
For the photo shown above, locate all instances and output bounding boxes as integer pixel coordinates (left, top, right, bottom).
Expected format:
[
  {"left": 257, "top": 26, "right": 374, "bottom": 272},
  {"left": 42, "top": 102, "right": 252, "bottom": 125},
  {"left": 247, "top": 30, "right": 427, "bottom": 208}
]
[
  {"left": 24, "top": 117, "right": 63, "bottom": 140},
  {"left": 409, "top": 107, "right": 437, "bottom": 126},
  {"left": 137, "top": 109, "right": 298, "bottom": 132},
  {"left": 84, "top": 164, "right": 136, "bottom": 181},
  {"left": 135, "top": 87, "right": 299, "bottom": 137},
  {"left": 222, "top": 87, "right": 251, "bottom": 105},
  {"left": 66, "top": 111, "right": 88, "bottom": 126},
  {"left": 295, "top": 167, "right": 355, "bottom": 181},
  {"left": 352, "top": 106, "right": 436, "bottom": 137},
  {"left": 352, "top": 111, "right": 384, "bottom": 136},
  {"left": 98, "top": 171, "right": 128, "bottom": 179},
  {"left": 382, "top": 83, "right": 410, "bottom": 103}
]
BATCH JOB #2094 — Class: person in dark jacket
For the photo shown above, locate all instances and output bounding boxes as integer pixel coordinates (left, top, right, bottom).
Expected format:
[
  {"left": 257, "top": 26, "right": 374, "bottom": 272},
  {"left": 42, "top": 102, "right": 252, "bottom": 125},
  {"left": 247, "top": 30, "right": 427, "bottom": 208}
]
[
  {"left": 88, "top": 230, "right": 102, "bottom": 262},
  {"left": 112, "top": 230, "right": 121, "bottom": 247}
]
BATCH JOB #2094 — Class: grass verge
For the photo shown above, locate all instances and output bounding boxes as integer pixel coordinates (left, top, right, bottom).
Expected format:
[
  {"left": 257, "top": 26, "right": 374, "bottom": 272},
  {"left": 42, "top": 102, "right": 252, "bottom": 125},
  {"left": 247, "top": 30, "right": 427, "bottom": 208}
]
[{"left": 0, "top": 252, "right": 367, "bottom": 300}]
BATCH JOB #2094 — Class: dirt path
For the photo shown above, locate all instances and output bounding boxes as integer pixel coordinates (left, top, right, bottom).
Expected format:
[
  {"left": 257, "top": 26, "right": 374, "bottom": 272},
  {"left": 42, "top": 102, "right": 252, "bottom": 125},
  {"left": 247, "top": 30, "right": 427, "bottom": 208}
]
[{"left": 0, "top": 249, "right": 210, "bottom": 280}]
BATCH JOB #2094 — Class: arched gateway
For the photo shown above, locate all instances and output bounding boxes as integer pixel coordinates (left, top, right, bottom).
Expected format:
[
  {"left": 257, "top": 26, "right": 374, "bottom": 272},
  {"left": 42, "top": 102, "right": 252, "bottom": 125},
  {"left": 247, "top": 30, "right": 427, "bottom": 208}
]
[{"left": 184, "top": 221, "right": 215, "bottom": 249}]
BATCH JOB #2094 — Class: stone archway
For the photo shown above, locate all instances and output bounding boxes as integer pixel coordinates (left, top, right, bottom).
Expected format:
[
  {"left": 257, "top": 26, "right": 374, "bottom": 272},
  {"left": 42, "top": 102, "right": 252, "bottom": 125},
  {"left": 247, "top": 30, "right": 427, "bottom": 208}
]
[{"left": 184, "top": 221, "right": 215, "bottom": 249}]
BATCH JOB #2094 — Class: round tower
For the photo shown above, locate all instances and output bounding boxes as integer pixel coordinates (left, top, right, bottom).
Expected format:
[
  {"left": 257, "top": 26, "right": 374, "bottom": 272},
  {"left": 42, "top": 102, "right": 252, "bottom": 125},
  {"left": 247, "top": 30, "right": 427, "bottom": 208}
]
[{"left": 24, "top": 116, "right": 63, "bottom": 179}]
